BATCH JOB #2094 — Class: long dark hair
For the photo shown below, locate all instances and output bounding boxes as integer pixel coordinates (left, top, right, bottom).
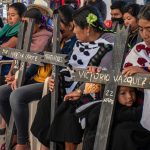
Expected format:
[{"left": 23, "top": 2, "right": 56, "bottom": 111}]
[
  {"left": 9, "top": 2, "right": 27, "bottom": 18},
  {"left": 138, "top": 2, "right": 150, "bottom": 21},
  {"left": 73, "top": 5, "right": 104, "bottom": 32},
  {"left": 123, "top": 3, "right": 141, "bottom": 20},
  {"left": 53, "top": 5, "right": 75, "bottom": 26},
  {"left": 24, "top": 8, "right": 43, "bottom": 24}
]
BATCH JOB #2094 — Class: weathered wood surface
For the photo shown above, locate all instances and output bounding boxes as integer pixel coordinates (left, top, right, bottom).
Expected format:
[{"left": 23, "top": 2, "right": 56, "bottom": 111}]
[
  {"left": 50, "top": 14, "right": 60, "bottom": 150},
  {"left": 0, "top": 48, "right": 67, "bottom": 67},
  {"left": 72, "top": 69, "right": 150, "bottom": 89}
]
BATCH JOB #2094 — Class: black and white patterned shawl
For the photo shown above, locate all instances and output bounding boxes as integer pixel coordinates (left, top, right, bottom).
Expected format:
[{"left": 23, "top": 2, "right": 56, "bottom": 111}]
[{"left": 60, "top": 34, "right": 114, "bottom": 94}]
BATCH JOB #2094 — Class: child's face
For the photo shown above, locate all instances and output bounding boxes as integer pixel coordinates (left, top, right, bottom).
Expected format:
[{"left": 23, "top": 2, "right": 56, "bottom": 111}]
[
  {"left": 139, "top": 18, "right": 150, "bottom": 48},
  {"left": 118, "top": 87, "right": 136, "bottom": 107},
  {"left": 123, "top": 12, "right": 138, "bottom": 31},
  {"left": 7, "top": 7, "right": 21, "bottom": 26}
]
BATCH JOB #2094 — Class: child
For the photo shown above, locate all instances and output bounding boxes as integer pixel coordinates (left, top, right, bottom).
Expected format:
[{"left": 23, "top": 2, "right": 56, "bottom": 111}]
[
  {"left": 123, "top": 3, "right": 142, "bottom": 51},
  {"left": 0, "top": 3, "right": 27, "bottom": 81},
  {"left": 76, "top": 86, "right": 142, "bottom": 150}
]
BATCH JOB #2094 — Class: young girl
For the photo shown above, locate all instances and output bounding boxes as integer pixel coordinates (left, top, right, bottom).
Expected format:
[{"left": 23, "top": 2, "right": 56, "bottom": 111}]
[
  {"left": 123, "top": 3, "right": 142, "bottom": 52},
  {"left": 76, "top": 86, "right": 142, "bottom": 150},
  {"left": 0, "top": 3, "right": 27, "bottom": 149},
  {"left": 0, "top": 2, "right": 27, "bottom": 80}
]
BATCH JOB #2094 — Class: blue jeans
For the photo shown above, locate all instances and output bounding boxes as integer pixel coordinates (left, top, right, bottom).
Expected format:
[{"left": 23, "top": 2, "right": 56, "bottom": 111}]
[{"left": 0, "top": 83, "right": 43, "bottom": 144}]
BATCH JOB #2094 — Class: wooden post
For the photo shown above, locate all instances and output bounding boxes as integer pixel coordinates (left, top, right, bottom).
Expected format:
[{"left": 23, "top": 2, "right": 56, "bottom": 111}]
[{"left": 49, "top": 13, "right": 60, "bottom": 150}]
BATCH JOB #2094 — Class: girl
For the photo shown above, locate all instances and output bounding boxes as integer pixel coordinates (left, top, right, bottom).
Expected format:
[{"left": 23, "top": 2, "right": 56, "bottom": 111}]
[
  {"left": 0, "top": 2, "right": 27, "bottom": 81},
  {"left": 0, "top": 3, "right": 27, "bottom": 149},
  {"left": 76, "top": 86, "right": 142, "bottom": 150},
  {"left": 123, "top": 3, "right": 142, "bottom": 52}
]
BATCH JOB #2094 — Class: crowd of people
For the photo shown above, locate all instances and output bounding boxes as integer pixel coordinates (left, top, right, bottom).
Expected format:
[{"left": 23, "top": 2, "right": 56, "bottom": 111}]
[{"left": 0, "top": 0, "right": 150, "bottom": 150}]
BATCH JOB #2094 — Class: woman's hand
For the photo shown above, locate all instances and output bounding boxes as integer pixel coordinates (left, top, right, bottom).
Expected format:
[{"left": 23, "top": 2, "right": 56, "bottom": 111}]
[
  {"left": 122, "top": 66, "right": 149, "bottom": 77},
  {"left": 64, "top": 90, "right": 82, "bottom": 101},
  {"left": 87, "top": 66, "right": 102, "bottom": 73},
  {"left": 5, "top": 74, "right": 15, "bottom": 84},
  {"left": 48, "top": 77, "right": 55, "bottom": 92},
  {"left": 10, "top": 79, "right": 17, "bottom": 90}
]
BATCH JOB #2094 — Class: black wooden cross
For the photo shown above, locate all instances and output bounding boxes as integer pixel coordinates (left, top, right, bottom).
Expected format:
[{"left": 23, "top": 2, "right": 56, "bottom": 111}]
[
  {"left": 48, "top": 13, "right": 61, "bottom": 150},
  {"left": 71, "top": 27, "right": 150, "bottom": 150}
]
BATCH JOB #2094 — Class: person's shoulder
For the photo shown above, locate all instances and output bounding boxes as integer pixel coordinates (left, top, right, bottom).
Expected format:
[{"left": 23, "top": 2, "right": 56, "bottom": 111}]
[
  {"left": 34, "top": 29, "right": 52, "bottom": 37},
  {"left": 101, "top": 32, "right": 115, "bottom": 44}
]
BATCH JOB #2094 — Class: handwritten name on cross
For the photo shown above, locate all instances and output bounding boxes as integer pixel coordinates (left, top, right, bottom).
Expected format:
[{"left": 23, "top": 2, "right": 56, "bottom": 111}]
[{"left": 71, "top": 27, "right": 150, "bottom": 150}]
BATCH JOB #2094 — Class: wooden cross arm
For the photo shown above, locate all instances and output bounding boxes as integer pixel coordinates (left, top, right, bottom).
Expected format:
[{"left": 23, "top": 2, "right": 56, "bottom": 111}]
[
  {"left": 0, "top": 60, "right": 13, "bottom": 64},
  {"left": 0, "top": 47, "right": 44, "bottom": 66},
  {"left": 42, "top": 51, "right": 67, "bottom": 67},
  {"left": 72, "top": 68, "right": 150, "bottom": 89}
]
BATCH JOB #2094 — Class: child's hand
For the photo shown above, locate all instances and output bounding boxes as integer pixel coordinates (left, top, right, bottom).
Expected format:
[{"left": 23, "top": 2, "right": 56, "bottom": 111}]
[
  {"left": 48, "top": 77, "right": 55, "bottom": 92},
  {"left": 122, "top": 66, "right": 149, "bottom": 77},
  {"left": 5, "top": 74, "right": 15, "bottom": 83},
  {"left": 10, "top": 79, "right": 17, "bottom": 90},
  {"left": 87, "top": 66, "right": 102, "bottom": 73},
  {"left": 64, "top": 90, "right": 82, "bottom": 101}
]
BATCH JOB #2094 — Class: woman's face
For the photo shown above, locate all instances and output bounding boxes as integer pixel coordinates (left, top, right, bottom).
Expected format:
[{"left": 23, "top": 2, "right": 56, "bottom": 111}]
[
  {"left": 73, "top": 21, "right": 88, "bottom": 42},
  {"left": 118, "top": 86, "right": 136, "bottom": 107},
  {"left": 139, "top": 18, "right": 150, "bottom": 48},
  {"left": 60, "top": 21, "right": 71, "bottom": 39},
  {"left": 123, "top": 12, "right": 138, "bottom": 31},
  {"left": 7, "top": 7, "right": 21, "bottom": 26}
]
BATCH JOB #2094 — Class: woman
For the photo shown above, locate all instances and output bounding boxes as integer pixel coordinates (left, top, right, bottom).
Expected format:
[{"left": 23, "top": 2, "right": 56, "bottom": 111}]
[
  {"left": 32, "top": 5, "right": 114, "bottom": 150},
  {"left": 75, "top": 86, "right": 142, "bottom": 150},
  {"left": 0, "top": 2, "right": 27, "bottom": 149},
  {"left": 0, "top": 2, "right": 27, "bottom": 82},
  {"left": 123, "top": 3, "right": 142, "bottom": 53},
  {"left": 0, "top": 7, "right": 52, "bottom": 150}
]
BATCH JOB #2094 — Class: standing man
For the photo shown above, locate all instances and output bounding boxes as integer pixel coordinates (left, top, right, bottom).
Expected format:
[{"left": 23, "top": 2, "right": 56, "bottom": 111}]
[{"left": 110, "top": 1, "right": 127, "bottom": 31}]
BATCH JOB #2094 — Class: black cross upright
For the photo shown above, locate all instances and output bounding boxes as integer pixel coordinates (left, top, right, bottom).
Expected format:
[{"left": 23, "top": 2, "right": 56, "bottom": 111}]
[
  {"left": 72, "top": 26, "right": 150, "bottom": 150},
  {"left": 48, "top": 13, "right": 61, "bottom": 150}
]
